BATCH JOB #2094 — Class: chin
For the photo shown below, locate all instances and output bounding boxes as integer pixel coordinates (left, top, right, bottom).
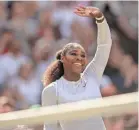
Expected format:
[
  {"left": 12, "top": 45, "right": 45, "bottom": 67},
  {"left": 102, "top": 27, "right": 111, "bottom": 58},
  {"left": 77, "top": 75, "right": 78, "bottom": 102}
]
[
  {"left": 73, "top": 69, "right": 83, "bottom": 75},
  {"left": 72, "top": 66, "right": 84, "bottom": 75}
]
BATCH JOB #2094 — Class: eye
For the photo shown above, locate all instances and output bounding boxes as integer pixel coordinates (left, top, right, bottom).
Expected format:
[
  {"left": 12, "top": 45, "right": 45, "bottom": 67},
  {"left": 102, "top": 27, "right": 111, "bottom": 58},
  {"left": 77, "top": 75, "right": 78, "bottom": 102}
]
[
  {"left": 81, "top": 54, "right": 86, "bottom": 58},
  {"left": 70, "top": 52, "right": 77, "bottom": 56}
]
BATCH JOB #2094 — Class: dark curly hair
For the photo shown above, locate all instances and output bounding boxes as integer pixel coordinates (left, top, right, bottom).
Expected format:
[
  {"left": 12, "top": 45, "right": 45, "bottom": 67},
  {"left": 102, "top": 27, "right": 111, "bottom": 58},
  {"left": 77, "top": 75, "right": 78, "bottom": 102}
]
[{"left": 42, "top": 43, "right": 83, "bottom": 86}]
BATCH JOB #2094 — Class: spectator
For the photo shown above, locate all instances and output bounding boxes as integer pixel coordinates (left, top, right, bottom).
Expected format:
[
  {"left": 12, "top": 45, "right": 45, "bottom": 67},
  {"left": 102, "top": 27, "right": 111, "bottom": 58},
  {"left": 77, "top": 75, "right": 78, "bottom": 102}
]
[
  {"left": 0, "top": 28, "right": 14, "bottom": 55},
  {"left": 0, "top": 2, "right": 8, "bottom": 29},
  {"left": 0, "top": 40, "right": 29, "bottom": 84},
  {"left": 9, "top": 62, "right": 42, "bottom": 108},
  {"left": 93, "top": 1, "right": 137, "bottom": 40},
  {"left": 100, "top": 75, "right": 117, "bottom": 97},
  {"left": 107, "top": 31, "right": 138, "bottom": 93},
  {"left": 93, "top": 1, "right": 138, "bottom": 63}
]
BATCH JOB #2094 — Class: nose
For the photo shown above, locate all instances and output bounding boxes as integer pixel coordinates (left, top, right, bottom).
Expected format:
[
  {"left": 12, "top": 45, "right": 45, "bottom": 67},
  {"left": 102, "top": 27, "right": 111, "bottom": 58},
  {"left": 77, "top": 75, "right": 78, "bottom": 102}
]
[{"left": 76, "top": 55, "right": 83, "bottom": 61}]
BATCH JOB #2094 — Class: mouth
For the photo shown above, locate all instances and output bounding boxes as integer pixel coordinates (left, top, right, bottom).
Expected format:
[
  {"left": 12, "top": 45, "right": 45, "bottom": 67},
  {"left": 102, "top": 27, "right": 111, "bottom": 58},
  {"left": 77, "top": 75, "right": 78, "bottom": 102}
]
[
  {"left": 73, "top": 62, "right": 83, "bottom": 67},
  {"left": 72, "top": 62, "right": 85, "bottom": 73}
]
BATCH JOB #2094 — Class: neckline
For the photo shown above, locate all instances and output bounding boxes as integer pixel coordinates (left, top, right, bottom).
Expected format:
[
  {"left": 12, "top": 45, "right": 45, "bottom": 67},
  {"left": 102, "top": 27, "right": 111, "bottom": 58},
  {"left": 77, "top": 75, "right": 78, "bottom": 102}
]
[
  {"left": 61, "top": 76, "right": 81, "bottom": 84},
  {"left": 60, "top": 74, "right": 85, "bottom": 86}
]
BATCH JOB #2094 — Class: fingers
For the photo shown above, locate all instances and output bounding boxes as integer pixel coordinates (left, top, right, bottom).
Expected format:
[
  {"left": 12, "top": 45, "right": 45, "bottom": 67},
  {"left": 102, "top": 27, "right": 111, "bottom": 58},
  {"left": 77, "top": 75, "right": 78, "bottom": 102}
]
[
  {"left": 78, "top": 5, "right": 86, "bottom": 9},
  {"left": 74, "top": 10, "right": 86, "bottom": 17},
  {"left": 74, "top": 9, "right": 85, "bottom": 16},
  {"left": 75, "top": 5, "right": 86, "bottom": 11},
  {"left": 74, "top": 5, "right": 93, "bottom": 17},
  {"left": 74, "top": 12, "right": 87, "bottom": 17},
  {"left": 74, "top": 5, "right": 86, "bottom": 15},
  {"left": 74, "top": 10, "right": 85, "bottom": 14}
]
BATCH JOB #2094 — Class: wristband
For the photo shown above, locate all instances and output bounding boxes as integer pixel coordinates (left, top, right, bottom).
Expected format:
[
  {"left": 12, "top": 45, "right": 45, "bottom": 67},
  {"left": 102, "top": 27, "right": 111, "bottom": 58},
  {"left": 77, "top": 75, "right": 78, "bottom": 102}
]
[{"left": 95, "top": 15, "right": 104, "bottom": 21}]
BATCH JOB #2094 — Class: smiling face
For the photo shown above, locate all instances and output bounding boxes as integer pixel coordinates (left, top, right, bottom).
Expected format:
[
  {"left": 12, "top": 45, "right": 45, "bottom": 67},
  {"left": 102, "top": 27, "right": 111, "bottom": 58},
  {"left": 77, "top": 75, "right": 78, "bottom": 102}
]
[{"left": 61, "top": 43, "right": 87, "bottom": 75}]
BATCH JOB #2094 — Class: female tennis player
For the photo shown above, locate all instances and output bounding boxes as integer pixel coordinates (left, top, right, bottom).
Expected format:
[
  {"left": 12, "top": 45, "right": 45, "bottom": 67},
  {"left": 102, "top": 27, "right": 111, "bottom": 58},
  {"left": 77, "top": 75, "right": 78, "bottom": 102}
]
[{"left": 42, "top": 5, "right": 112, "bottom": 130}]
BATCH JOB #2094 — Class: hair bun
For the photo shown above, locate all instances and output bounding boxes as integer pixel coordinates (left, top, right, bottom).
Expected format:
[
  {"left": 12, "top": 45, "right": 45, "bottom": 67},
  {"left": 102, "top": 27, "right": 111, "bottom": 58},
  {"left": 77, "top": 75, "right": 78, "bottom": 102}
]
[{"left": 56, "top": 50, "right": 62, "bottom": 60}]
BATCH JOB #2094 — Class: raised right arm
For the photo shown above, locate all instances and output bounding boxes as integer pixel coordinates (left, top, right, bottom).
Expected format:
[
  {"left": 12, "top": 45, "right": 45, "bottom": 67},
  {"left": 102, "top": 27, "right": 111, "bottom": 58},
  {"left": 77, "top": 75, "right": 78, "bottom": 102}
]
[{"left": 42, "top": 83, "right": 61, "bottom": 130}]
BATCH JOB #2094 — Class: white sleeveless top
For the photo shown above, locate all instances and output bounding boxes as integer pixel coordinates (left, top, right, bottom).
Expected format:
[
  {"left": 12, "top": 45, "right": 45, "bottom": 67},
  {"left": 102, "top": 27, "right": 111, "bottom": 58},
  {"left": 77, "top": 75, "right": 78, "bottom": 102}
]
[{"left": 42, "top": 19, "right": 112, "bottom": 130}]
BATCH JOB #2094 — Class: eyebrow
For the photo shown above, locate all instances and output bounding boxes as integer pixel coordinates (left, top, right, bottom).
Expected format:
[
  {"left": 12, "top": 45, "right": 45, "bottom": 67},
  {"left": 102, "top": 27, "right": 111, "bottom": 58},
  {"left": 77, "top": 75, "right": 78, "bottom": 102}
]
[
  {"left": 69, "top": 50, "right": 77, "bottom": 52},
  {"left": 69, "top": 49, "right": 85, "bottom": 54}
]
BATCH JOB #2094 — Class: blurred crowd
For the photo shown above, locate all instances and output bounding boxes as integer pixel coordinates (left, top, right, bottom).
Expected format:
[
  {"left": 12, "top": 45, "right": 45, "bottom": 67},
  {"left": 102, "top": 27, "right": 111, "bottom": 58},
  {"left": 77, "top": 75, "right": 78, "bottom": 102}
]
[{"left": 0, "top": 1, "right": 138, "bottom": 130}]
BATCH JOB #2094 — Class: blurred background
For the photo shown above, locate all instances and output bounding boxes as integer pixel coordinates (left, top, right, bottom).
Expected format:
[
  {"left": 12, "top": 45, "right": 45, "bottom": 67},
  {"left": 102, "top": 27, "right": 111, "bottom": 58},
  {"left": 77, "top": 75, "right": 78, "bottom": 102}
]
[{"left": 0, "top": 1, "right": 138, "bottom": 130}]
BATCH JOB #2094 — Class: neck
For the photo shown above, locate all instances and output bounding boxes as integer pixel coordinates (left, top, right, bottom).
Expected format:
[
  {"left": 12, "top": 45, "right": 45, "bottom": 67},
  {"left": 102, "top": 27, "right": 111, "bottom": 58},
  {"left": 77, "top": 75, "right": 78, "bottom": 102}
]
[{"left": 63, "top": 72, "right": 81, "bottom": 82}]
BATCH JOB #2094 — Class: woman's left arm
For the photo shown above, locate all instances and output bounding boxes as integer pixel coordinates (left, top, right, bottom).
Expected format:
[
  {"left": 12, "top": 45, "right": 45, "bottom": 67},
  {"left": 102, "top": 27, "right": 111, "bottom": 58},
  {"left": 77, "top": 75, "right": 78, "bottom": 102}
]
[{"left": 74, "top": 6, "right": 112, "bottom": 81}]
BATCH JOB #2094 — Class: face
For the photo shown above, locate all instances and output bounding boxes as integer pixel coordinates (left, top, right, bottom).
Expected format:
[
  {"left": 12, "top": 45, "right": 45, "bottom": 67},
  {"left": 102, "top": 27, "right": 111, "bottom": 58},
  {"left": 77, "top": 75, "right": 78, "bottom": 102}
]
[
  {"left": 32, "top": 46, "right": 42, "bottom": 63},
  {"left": 61, "top": 46, "right": 87, "bottom": 74},
  {"left": 3, "top": 32, "right": 13, "bottom": 42},
  {"left": 10, "top": 42, "right": 21, "bottom": 54},
  {"left": 12, "top": 2, "right": 26, "bottom": 18},
  {"left": 44, "top": 27, "right": 54, "bottom": 40},
  {"left": 19, "top": 63, "right": 33, "bottom": 80}
]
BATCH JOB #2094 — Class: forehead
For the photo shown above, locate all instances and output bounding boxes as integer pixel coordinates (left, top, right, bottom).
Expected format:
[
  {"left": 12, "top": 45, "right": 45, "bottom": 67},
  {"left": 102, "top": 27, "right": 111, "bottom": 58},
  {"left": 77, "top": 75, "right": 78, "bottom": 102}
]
[{"left": 65, "top": 46, "right": 85, "bottom": 53}]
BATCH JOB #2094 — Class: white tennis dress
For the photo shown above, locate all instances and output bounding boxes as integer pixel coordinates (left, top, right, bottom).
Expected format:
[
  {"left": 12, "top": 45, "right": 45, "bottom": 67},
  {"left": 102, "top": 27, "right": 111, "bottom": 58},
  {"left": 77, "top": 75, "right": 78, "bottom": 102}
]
[{"left": 42, "top": 19, "right": 112, "bottom": 130}]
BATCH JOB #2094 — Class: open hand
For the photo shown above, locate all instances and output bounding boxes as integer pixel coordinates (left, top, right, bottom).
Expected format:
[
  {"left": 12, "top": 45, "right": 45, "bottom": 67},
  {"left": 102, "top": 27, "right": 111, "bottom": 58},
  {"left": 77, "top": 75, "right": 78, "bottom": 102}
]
[{"left": 74, "top": 5, "right": 103, "bottom": 18}]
